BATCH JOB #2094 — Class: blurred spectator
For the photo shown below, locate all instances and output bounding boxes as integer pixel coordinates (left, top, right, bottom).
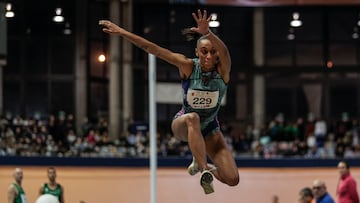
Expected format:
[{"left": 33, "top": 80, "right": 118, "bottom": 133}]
[
  {"left": 305, "top": 113, "right": 315, "bottom": 139},
  {"left": 312, "top": 179, "right": 335, "bottom": 203},
  {"left": 66, "top": 129, "right": 77, "bottom": 147},
  {"left": 298, "top": 187, "right": 315, "bottom": 203},
  {"left": 337, "top": 160, "right": 359, "bottom": 203},
  {"left": 86, "top": 129, "right": 97, "bottom": 146},
  {"left": 1, "top": 112, "right": 360, "bottom": 158},
  {"left": 314, "top": 117, "right": 327, "bottom": 156}
]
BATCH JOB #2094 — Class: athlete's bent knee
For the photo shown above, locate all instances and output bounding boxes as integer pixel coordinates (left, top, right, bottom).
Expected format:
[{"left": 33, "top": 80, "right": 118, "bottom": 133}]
[
  {"left": 186, "top": 112, "right": 200, "bottom": 125},
  {"left": 226, "top": 175, "right": 240, "bottom": 186}
]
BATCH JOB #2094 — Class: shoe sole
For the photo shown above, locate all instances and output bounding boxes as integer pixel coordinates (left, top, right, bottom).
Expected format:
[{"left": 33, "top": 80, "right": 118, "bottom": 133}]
[
  {"left": 187, "top": 162, "right": 199, "bottom": 176},
  {"left": 188, "top": 161, "right": 216, "bottom": 176},
  {"left": 200, "top": 171, "right": 214, "bottom": 194}
]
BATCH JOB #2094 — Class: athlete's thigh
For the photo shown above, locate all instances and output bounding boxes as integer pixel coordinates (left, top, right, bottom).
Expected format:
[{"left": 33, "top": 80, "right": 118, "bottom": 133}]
[
  {"left": 171, "top": 116, "right": 189, "bottom": 141},
  {"left": 205, "top": 132, "right": 238, "bottom": 175}
]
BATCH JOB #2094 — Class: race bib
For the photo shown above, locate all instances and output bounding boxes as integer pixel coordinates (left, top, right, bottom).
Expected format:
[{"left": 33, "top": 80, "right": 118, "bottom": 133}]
[
  {"left": 21, "top": 194, "right": 27, "bottom": 203},
  {"left": 186, "top": 89, "right": 219, "bottom": 109}
]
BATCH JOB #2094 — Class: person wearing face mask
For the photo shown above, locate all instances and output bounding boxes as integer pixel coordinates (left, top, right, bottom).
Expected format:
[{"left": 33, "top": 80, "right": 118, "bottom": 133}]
[{"left": 99, "top": 9, "right": 239, "bottom": 194}]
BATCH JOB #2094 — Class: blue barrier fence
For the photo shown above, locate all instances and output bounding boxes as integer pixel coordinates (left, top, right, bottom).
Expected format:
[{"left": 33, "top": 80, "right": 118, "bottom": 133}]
[{"left": 0, "top": 156, "right": 358, "bottom": 167}]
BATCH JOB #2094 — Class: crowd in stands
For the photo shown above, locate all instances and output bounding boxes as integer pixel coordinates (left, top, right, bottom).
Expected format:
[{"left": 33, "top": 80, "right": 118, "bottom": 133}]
[{"left": 0, "top": 111, "right": 359, "bottom": 158}]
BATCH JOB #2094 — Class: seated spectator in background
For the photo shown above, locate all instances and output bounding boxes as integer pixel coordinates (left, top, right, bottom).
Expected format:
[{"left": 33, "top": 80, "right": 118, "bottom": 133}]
[
  {"left": 314, "top": 117, "right": 327, "bottom": 156},
  {"left": 298, "top": 187, "right": 315, "bottom": 203},
  {"left": 312, "top": 179, "right": 335, "bottom": 203}
]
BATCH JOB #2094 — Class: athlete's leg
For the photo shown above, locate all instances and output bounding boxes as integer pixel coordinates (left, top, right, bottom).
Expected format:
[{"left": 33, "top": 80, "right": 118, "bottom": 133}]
[
  {"left": 171, "top": 112, "right": 208, "bottom": 171},
  {"left": 205, "top": 131, "right": 239, "bottom": 186},
  {"left": 188, "top": 156, "right": 216, "bottom": 176}
]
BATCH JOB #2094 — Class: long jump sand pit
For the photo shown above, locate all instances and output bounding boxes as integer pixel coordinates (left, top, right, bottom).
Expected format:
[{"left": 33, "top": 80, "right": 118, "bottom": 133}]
[{"left": 1, "top": 166, "right": 359, "bottom": 203}]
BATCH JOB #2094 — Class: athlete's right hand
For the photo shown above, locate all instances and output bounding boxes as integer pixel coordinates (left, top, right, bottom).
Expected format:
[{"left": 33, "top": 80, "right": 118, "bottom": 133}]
[{"left": 99, "top": 20, "right": 124, "bottom": 35}]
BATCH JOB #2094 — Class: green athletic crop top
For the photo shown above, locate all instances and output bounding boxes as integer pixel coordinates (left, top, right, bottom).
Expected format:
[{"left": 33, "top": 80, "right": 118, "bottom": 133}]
[{"left": 181, "top": 58, "right": 227, "bottom": 129}]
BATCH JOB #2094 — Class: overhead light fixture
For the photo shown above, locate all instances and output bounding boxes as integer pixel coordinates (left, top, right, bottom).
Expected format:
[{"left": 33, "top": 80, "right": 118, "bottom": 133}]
[
  {"left": 290, "top": 12, "right": 302, "bottom": 27},
  {"left": 287, "top": 33, "right": 295, "bottom": 40},
  {"left": 5, "top": 3, "right": 15, "bottom": 18},
  {"left": 53, "top": 8, "right": 64, "bottom": 23},
  {"left": 209, "top": 13, "right": 220, "bottom": 28},
  {"left": 326, "top": 60, "right": 333, "bottom": 69},
  {"left": 98, "top": 54, "right": 106, "bottom": 63},
  {"left": 352, "top": 33, "right": 359, "bottom": 39},
  {"left": 63, "top": 22, "right": 72, "bottom": 35},
  {"left": 169, "top": 10, "right": 176, "bottom": 24},
  {"left": 287, "top": 28, "right": 295, "bottom": 40},
  {"left": 352, "top": 27, "right": 359, "bottom": 39}
]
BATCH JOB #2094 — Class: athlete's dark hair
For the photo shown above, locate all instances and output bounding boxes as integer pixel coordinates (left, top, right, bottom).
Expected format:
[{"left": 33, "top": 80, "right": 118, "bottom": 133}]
[{"left": 181, "top": 28, "right": 201, "bottom": 42}]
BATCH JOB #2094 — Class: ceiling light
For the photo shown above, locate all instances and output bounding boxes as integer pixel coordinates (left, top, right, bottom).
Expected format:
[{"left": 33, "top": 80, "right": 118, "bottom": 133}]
[
  {"left": 63, "top": 22, "right": 72, "bottom": 35},
  {"left": 209, "top": 21, "right": 220, "bottom": 28},
  {"left": 287, "top": 28, "right": 295, "bottom": 40},
  {"left": 352, "top": 33, "right": 359, "bottom": 39},
  {"left": 5, "top": 3, "right": 15, "bottom": 18},
  {"left": 98, "top": 54, "right": 106, "bottom": 63},
  {"left": 287, "top": 33, "right": 295, "bottom": 40},
  {"left": 352, "top": 27, "right": 359, "bottom": 39},
  {"left": 291, "top": 19, "right": 302, "bottom": 27},
  {"left": 53, "top": 8, "right": 64, "bottom": 23},
  {"left": 209, "top": 13, "right": 220, "bottom": 28},
  {"left": 290, "top": 12, "right": 302, "bottom": 27},
  {"left": 169, "top": 10, "right": 176, "bottom": 24},
  {"left": 210, "top": 13, "right": 218, "bottom": 21}
]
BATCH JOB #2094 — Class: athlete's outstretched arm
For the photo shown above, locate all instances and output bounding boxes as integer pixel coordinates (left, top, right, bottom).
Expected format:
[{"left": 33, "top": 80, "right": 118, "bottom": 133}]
[
  {"left": 190, "top": 9, "right": 231, "bottom": 83},
  {"left": 99, "top": 19, "right": 193, "bottom": 76}
]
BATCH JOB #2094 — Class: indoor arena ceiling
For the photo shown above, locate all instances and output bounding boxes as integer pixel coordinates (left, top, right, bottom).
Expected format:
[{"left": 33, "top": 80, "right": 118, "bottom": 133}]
[{"left": 205, "top": 0, "right": 360, "bottom": 6}]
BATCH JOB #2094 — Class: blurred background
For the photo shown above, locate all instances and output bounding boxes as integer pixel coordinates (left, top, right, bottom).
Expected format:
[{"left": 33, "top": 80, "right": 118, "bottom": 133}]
[{"left": 1, "top": 0, "right": 360, "bottom": 159}]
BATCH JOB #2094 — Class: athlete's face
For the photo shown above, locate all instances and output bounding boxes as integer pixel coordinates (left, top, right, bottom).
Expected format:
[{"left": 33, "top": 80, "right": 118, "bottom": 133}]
[
  {"left": 196, "top": 39, "right": 218, "bottom": 72},
  {"left": 48, "top": 168, "right": 57, "bottom": 181},
  {"left": 13, "top": 168, "right": 23, "bottom": 183}
]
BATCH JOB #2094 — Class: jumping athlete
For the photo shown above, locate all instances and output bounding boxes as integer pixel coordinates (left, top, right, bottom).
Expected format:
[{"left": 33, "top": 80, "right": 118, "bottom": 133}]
[{"left": 99, "top": 9, "right": 239, "bottom": 194}]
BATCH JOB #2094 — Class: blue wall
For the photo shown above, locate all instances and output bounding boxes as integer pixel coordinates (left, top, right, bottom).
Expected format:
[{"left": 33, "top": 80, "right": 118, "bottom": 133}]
[{"left": 0, "top": 156, "right": 358, "bottom": 167}]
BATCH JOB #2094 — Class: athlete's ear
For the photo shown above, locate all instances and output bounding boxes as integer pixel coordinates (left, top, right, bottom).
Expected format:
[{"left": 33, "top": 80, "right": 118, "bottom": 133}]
[{"left": 195, "top": 48, "right": 198, "bottom": 57}]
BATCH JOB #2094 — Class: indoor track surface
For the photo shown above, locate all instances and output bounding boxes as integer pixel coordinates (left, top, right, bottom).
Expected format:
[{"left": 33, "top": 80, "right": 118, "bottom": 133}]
[{"left": 1, "top": 166, "right": 359, "bottom": 203}]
